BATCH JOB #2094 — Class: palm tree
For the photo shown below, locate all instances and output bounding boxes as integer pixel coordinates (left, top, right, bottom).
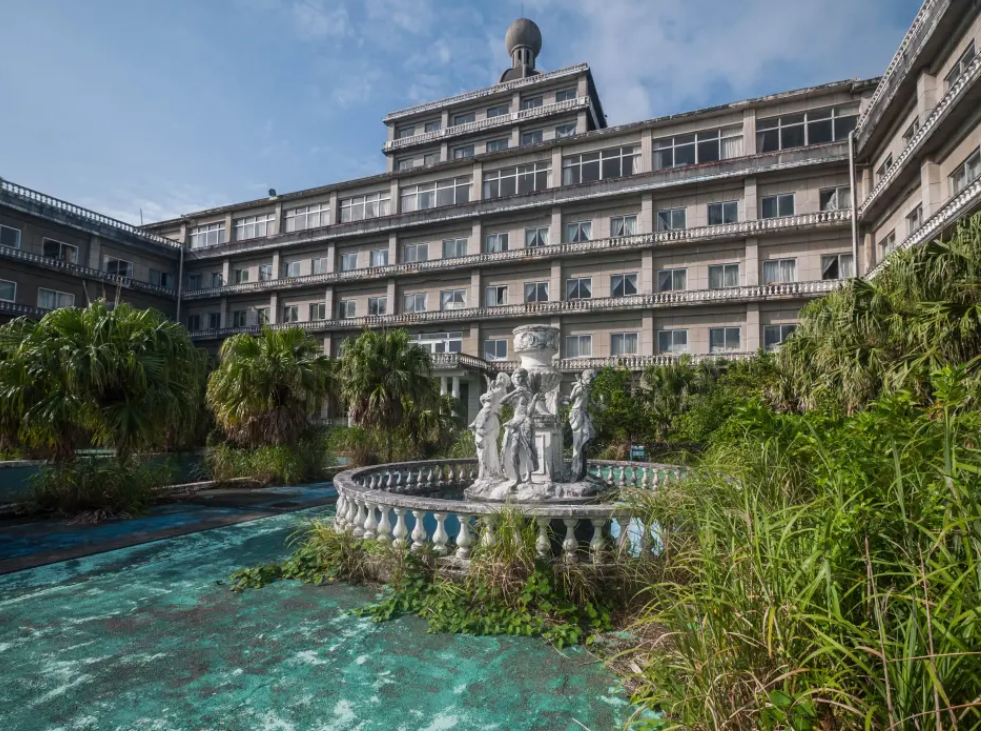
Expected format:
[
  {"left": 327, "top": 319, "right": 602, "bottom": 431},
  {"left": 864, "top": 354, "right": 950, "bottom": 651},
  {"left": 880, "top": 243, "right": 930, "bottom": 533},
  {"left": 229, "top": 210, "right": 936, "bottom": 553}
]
[
  {"left": 642, "top": 356, "right": 718, "bottom": 441},
  {"left": 339, "top": 329, "right": 437, "bottom": 462},
  {"left": 0, "top": 300, "right": 206, "bottom": 460},
  {"left": 207, "top": 327, "right": 334, "bottom": 447}
]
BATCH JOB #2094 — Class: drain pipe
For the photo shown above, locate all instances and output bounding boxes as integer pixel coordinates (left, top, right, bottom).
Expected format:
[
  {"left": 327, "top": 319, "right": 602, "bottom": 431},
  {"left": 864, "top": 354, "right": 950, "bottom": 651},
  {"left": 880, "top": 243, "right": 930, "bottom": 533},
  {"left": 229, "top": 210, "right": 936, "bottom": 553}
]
[
  {"left": 175, "top": 242, "right": 185, "bottom": 323},
  {"left": 848, "top": 130, "right": 859, "bottom": 277}
]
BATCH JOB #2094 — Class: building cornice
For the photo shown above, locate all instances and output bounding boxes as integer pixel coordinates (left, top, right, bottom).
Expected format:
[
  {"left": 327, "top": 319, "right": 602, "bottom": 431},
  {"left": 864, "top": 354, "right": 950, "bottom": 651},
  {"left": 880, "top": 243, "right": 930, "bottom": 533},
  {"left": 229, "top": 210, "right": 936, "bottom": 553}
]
[
  {"left": 187, "top": 279, "right": 842, "bottom": 340},
  {"left": 184, "top": 143, "right": 850, "bottom": 262},
  {"left": 182, "top": 210, "right": 851, "bottom": 301},
  {"left": 0, "top": 245, "right": 179, "bottom": 300}
]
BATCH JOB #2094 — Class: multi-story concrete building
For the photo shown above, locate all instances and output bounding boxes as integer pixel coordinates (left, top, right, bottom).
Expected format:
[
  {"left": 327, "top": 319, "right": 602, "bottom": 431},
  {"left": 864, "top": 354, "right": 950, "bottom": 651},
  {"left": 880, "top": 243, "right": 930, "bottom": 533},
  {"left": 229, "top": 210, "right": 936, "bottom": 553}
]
[{"left": 1, "top": 2, "right": 979, "bottom": 419}]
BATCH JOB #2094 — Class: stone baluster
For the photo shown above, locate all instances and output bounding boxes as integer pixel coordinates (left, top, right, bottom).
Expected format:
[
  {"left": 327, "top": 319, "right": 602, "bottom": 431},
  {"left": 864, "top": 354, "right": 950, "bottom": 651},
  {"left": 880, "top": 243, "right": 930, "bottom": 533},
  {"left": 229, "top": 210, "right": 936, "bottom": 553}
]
[
  {"left": 426, "top": 466, "right": 435, "bottom": 487},
  {"left": 376, "top": 506, "right": 392, "bottom": 544},
  {"left": 386, "top": 471, "right": 396, "bottom": 489},
  {"left": 345, "top": 496, "right": 359, "bottom": 531},
  {"left": 406, "top": 469, "right": 417, "bottom": 493},
  {"left": 562, "top": 518, "right": 578, "bottom": 563},
  {"left": 432, "top": 512, "right": 449, "bottom": 555},
  {"left": 363, "top": 502, "right": 378, "bottom": 540},
  {"left": 393, "top": 470, "right": 403, "bottom": 491},
  {"left": 334, "top": 493, "right": 347, "bottom": 530},
  {"left": 651, "top": 471, "right": 660, "bottom": 490},
  {"left": 481, "top": 515, "right": 497, "bottom": 548},
  {"left": 617, "top": 466, "right": 626, "bottom": 487},
  {"left": 535, "top": 518, "right": 551, "bottom": 559},
  {"left": 411, "top": 510, "right": 427, "bottom": 551},
  {"left": 615, "top": 516, "right": 631, "bottom": 555},
  {"left": 352, "top": 499, "right": 366, "bottom": 538},
  {"left": 456, "top": 514, "right": 473, "bottom": 559},
  {"left": 437, "top": 465, "right": 446, "bottom": 488},
  {"left": 589, "top": 518, "right": 606, "bottom": 563},
  {"left": 392, "top": 508, "right": 408, "bottom": 548}
]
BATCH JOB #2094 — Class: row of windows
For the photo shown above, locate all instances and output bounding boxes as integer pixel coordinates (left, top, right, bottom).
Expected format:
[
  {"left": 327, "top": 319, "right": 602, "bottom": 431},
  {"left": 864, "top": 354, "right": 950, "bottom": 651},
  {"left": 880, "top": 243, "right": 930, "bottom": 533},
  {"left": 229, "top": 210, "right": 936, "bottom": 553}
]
[
  {"left": 398, "top": 122, "right": 577, "bottom": 170},
  {"left": 0, "top": 281, "right": 77, "bottom": 310}
]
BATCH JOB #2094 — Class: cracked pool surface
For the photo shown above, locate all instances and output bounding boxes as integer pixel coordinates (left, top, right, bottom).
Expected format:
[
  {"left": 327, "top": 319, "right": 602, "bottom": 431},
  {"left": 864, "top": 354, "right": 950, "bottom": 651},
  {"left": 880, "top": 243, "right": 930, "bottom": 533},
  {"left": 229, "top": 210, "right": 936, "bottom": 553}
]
[{"left": 0, "top": 507, "right": 637, "bottom": 730}]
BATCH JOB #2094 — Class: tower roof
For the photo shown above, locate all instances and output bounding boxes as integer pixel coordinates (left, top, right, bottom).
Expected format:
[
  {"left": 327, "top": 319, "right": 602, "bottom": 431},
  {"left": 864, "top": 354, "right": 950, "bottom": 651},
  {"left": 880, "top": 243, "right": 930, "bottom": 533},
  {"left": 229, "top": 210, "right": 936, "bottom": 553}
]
[{"left": 505, "top": 18, "right": 542, "bottom": 55}]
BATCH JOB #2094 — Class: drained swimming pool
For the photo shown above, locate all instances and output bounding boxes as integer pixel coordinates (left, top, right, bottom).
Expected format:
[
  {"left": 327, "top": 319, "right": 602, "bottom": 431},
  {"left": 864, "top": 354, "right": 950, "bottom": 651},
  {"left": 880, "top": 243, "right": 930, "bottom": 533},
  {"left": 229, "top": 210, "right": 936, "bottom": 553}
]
[{"left": 0, "top": 506, "right": 639, "bottom": 730}]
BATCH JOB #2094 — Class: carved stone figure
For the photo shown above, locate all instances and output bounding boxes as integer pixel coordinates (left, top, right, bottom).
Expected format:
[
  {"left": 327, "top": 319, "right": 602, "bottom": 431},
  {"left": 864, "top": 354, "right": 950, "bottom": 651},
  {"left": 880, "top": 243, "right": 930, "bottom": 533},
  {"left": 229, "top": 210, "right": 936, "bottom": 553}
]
[
  {"left": 500, "top": 368, "right": 541, "bottom": 486},
  {"left": 469, "top": 392, "right": 500, "bottom": 481},
  {"left": 567, "top": 369, "right": 598, "bottom": 481}
]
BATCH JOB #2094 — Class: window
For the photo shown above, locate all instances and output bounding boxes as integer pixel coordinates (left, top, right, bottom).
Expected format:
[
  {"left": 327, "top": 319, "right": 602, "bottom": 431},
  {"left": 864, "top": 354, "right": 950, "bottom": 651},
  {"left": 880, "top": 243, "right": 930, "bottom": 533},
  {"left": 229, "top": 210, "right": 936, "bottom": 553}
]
[
  {"left": 708, "top": 201, "right": 738, "bottom": 225},
  {"left": 0, "top": 224, "right": 21, "bottom": 249},
  {"left": 485, "top": 233, "right": 508, "bottom": 253},
  {"left": 104, "top": 256, "right": 134, "bottom": 278},
  {"left": 452, "top": 145, "right": 475, "bottom": 160},
  {"left": 338, "top": 301, "right": 357, "bottom": 319},
  {"left": 525, "top": 227, "right": 549, "bottom": 248},
  {"left": 38, "top": 288, "right": 74, "bottom": 310},
  {"left": 555, "top": 123, "right": 576, "bottom": 139},
  {"left": 282, "top": 305, "right": 300, "bottom": 323},
  {"left": 211, "top": 272, "right": 223, "bottom": 288},
  {"left": 208, "top": 313, "right": 221, "bottom": 330},
  {"left": 525, "top": 281, "right": 549, "bottom": 302},
  {"left": 822, "top": 253, "right": 854, "bottom": 280},
  {"left": 761, "top": 194, "right": 795, "bottom": 219},
  {"left": 611, "top": 333, "right": 639, "bottom": 356},
  {"left": 658, "top": 268, "right": 687, "bottom": 292},
  {"left": 657, "top": 208, "right": 687, "bottom": 231},
  {"left": 309, "top": 302, "right": 327, "bottom": 321},
  {"left": 258, "top": 264, "right": 273, "bottom": 281},
  {"left": 658, "top": 330, "right": 688, "bottom": 354},
  {"left": 654, "top": 126, "right": 743, "bottom": 170},
  {"left": 234, "top": 213, "right": 275, "bottom": 240},
  {"left": 424, "top": 120, "right": 441, "bottom": 133},
  {"left": 441, "top": 289, "right": 467, "bottom": 310},
  {"left": 404, "top": 293, "right": 427, "bottom": 312},
  {"left": 487, "top": 104, "right": 510, "bottom": 118},
  {"left": 565, "top": 220, "right": 592, "bottom": 243},
  {"left": 149, "top": 269, "right": 172, "bottom": 288},
  {"left": 412, "top": 331, "right": 463, "bottom": 354},
  {"left": 452, "top": 112, "right": 475, "bottom": 126},
  {"left": 556, "top": 88, "right": 577, "bottom": 102},
  {"left": 902, "top": 117, "right": 921, "bottom": 145},
  {"left": 521, "top": 130, "right": 543, "bottom": 146},
  {"left": 950, "top": 147, "right": 981, "bottom": 196},
  {"left": 396, "top": 158, "right": 415, "bottom": 172},
  {"left": 443, "top": 238, "right": 468, "bottom": 258},
  {"left": 187, "top": 273, "right": 202, "bottom": 291},
  {"left": 566, "top": 277, "right": 592, "bottom": 300},
  {"left": 424, "top": 152, "right": 440, "bottom": 166},
  {"left": 876, "top": 155, "right": 894, "bottom": 182},
  {"left": 340, "top": 192, "right": 391, "bottom": 223},
  {"left": 610, "top": 215, "right": 637, "bottom": 237},
  {"left": 187, "top": 314, "right": 201, "bottom": 332},
  {"left": 611, "top": 273, "right": 638, "bottom": 298},
  {"left": 764, "top": 324, "right": 797, "bottom": 351},
  {"left": 234, "top": 268, "right": 250, "bottom": 285},
  {"left": 945, "top": 41, "right": 977, "bottom": 89},
  {"left": 482, "top": 162, "right": 549, "bottom": 198},
  {"left": 880, "top": 230, "right": 897, "bottom": 256},
  {"left": 396, "top": 124, "right": 415, "bottom": 139},
  {"left": 370, "top": 249, "right": 388, "bottom": 267},
  {"left": 232, "top": 310, "right": 247, "bottom": 328},
  {"left": 312, "top": 257, "right": 327, "bottom": 275},
  {"left": 404, "top": 242, "right": 429, "bottom": 263},
  {"left": 756, "top": 104, "right": 859, "bottom": 152},
  {"left": 340, "top": 253, "right": 359, "bottom": 272},
  {"left": 484, "top": 339, "right": 508, "bottom": 361},
  {"left": 285, "top": 203, "right": 329, "bottom": 232},
  {"left": 486, "top": 285, "right": 508, "bottom": 307},
  {"left": 762, "top": 259, "right": 797, "bottom": 284},
  {"left": 43, "top": 238, "right": 78, "bottom": 263},
  {"left": 709, "top": 263, "right": 740, "bottom": 289},
  {"left": 0, "top": 279, "right": 15, "bottom": 302},
  {"left": 368, "top": 297, "right": 387, "bottom": 316},
  {"left": 520, "top": 96, "right": 543, "bottom": 110},
  {"left": 820, "top": 186, "right": 852, "bottom": 211},
  {"left": 486, "top": 138, "right": 509, "bottom": 153},
  {"left": 562, "top": 146, "right": 639, "bottom": 184},
  {"left": 907, "top": 204, "right": 923, "bottom": 234},
  {"left": 710, "top": 327, "right": 741, "bottom": 353},
  {"left": 189, "top": 222, "right": 225, "bottom": 248},
  {"left": 256, "top": 308, "right": 271, "bottom": 326},
  {"left": 285, "top": 260, "right": 302, "bottom": 278},
  {"left": 565, "top": 335, "right": 592, "bottom": 358},
  {"left": 400, "top": 176, "right": 471, "bottom": 212}
]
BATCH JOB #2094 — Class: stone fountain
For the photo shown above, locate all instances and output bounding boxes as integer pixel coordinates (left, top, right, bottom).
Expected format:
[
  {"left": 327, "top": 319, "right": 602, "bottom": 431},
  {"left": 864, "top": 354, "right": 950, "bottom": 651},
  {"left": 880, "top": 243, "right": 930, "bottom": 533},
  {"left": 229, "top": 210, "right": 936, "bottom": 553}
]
[{"left": 464, "top": 324, "right": 610, "bottom": 503}]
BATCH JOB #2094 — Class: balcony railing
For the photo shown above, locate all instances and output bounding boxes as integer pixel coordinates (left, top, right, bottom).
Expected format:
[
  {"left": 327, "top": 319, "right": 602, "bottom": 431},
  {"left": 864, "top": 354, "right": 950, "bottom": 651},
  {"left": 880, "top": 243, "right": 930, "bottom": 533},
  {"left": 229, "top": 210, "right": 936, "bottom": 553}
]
[
  {"left": 0, "top": 245, "right": 178, "bottom": 299},
  {"left": 859, "top": 52, "right": 981, "bottom": 216},
  {"left": 384, "top": 97, "right": 590, "bottom": 152},
  {"left": 0, "top": 300, "right": 48, "bottom": 319},
  {"left": 0, "top": 178, "right": 181, "bottom": 250},
  {"left": 188, "top": 279, "right": 841, "bottom": 341},
  {"left": 430, "top": 350, "right": 759, "bottom": 374},
  {"left": 182, "top": 210, "right": 851, "bottom": 300}
]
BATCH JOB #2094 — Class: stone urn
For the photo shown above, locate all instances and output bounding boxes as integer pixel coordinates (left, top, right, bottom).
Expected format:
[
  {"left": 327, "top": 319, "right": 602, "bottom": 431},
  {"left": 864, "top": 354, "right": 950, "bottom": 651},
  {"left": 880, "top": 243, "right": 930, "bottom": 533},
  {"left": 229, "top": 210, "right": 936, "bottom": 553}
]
[{"left": 512, "top": 324, "right": 562, "bottom": 414}]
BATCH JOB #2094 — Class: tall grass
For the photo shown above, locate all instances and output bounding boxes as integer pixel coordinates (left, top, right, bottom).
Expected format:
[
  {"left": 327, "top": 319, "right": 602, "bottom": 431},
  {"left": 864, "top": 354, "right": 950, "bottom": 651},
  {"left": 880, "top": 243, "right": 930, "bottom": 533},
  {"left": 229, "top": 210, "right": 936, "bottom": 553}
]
[{"left": 627, "top": 380, "right": 981, "bottom": 730}]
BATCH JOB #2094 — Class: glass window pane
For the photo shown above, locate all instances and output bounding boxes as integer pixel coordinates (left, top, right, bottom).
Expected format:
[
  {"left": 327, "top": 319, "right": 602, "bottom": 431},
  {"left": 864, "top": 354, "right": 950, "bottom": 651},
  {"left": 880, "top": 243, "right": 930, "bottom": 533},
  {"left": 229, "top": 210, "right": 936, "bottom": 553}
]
[
  {"left": 808, "top": 119, "right": 833, "bottom": 145},
  {"left": 782, "top": 125, "right": 805, "bottom": 148},
  {"left": 757, "top": 129, "right": 780, "bottom": 153}
]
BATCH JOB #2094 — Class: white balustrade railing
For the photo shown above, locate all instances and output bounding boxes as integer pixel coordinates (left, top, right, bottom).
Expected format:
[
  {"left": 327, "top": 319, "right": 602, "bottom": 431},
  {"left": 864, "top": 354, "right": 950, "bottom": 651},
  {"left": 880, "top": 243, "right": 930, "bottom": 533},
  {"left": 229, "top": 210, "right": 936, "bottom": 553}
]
[
  {"left": 0, "top": 300, "right": 47, "bottom": 319},
  {"left": 331, "top": 458, "right": 685, "bottom": 563}
]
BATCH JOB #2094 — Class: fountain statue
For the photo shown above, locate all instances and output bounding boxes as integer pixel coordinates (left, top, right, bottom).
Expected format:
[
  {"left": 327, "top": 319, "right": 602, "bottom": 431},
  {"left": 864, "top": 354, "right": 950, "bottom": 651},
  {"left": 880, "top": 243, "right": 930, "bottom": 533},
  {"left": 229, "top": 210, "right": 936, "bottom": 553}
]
[{"left": 465, "top": 324, "right": 609, "bottom": 503}]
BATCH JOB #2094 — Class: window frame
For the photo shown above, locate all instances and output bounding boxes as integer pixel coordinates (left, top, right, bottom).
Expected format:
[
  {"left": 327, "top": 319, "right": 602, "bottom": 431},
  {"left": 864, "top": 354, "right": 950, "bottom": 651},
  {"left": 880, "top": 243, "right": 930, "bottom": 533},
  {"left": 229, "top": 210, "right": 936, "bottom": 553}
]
[
  {"left": 485, "top": 232, "right": 509, "bottom": 254},
  {"left": 338, "top": 300, "right": 357, "bottom": 320},
  {"left": 442, "top": 238, "right": 468, "bottom": 259},
  {"left": 485, "top": 285, "right": 508, "bottom": 308},
  {"left": 258, "top": 264, "right": 273, "bottom": 282},
  {"left": 339, "top": 192, "right": 391, "bottom": 223},
  {"left": 309, "top": 302, "right": 327, "bottom": 321},
  {"left": 188, "top": 222, "right": 225, "bottom": 248},
  {"left": 950, "top": 147, "right": 981, "bottom": 196},
  {"left": 42, "top": 238, "right": 78, "bottom": 264},
  {"left": 484, "top": 338, "right": 509, "bottom": 361},
  {"left": 610, "top": 215, "right": 637, "bottom": 237},
  {"left": 234, "top": 268, "right": 251, "bottom": 285},
  {"left": 611, "top": 272, "right": 638, "bottom": 298},
  {"left": 187, "top": 273, "right": 203, "bottom": 291},
  {"left": 709, "top": 327, "right": 742, "bottom": 353},
  {"left": 370, "top": 249, "right": 389, "bottom": 268},
  {"left": 555, "top": 123, "right": 576, "bottom": 139},
  {"left": 233, "top": 213, "right": 275, "bottom": 241},
  {"left": 708, "top": 263, "right": 740, "bottom": 290},
  {"left": 565, "top": 334, "right": 592, "bottom": 358},
  {"left": 520, "top": 130, "right": 544, "bottom": 146},
  {"left": 38, "top": 287, "right": 75, "bottom": 310},
  {"left": 486, "top": 138, "right": 510, "bottom": 153},
  {"left": 0, "top": 278, "right": 16, "bottom": 303},
  {"left": 400, "top": 176, "right": 472, "bottom": 213},
  {"left": 452, "top": 144, "right": 475, "bottom": 160},
  {"left": 562, "top": 145, "right": 640, "bottom": 185},
  {"left": 906, "top": 204, "right": 923, "bottom": 235},
  {"left": 756, "top": 104, "right": 859, "bottom": 152},
  {"left": 0, "top": 224, "right": 21, "bottom": 250},
  {"left": 945, "top": 41, "right": 977, "bottom": 89},
  {"left": 452, "top": 112, "right": 476, "bottom": 126},
  {"left": 653, "top": 126, "right": 743, "bottom": 170},
  {"left": 707, "top": 201, "right": 738, "bottom": 226},
  {"left": 404, "top": 242, "right": 429, "bottom": 263},
  {"left": 566, "top": 277, "right": 593, "bottom": 300},
  {"left": 555, "top": 88, "right": 577, "bottom": 102},
  {"left": 819, "top": 186, "right": 852, "bottom": 212},
  {"left": 764, "top": 324, "right": 797, "bottom": 351},
  {"left": 565, "top": 220, "right": 592, "bottom": 243},
  {"left": 149, "top": 269, "right": 172, "bottom": 288},
  {"left": 657, "top": 268, "right": 688, "bottom": 292},
  {"left": 821, "top": 253, "right": 854, "bottom": 280},
  {"left": 440, "top": 289, "right": 468, "bottom": 311},
  {"left": 762, "top": 258, "right": 798, "bottom": 284},
  {"left": 482, "top": 162, "right": 550, "bottom": 199},
  {"left": 519, "top": 95, "right": 543, "bottom": 110},
  {"left": 656, "top": 208, "right": 687, "bottom": 232},
  {"left": 486, "top": 103, "right": 510, "bottom": 118},
  {"left": 611, "top": 332, "right": 639, "bottom": 357},
  {"left": 368, "top": 296, "right": 388, "bottom": 317},
  {"left": 760, "top": 193, "right": 796, "bottom": 219},
  {"left": 524, "top": 227, "right": 549, "bottom": 248},
  {"left": 525, "top": 281, "right": 549, "bottom": 303},
  {"left": 657, "top": 329, "right": 689, "bottom": 354},
  {"left": 340, "top": 253, "right": 359, "bottom": 272},
  {"left": 282, "top": 304, "right": 300, "bottom": 323},
  {"left": 285, "top": 260, "right": 303, "bottom": 278},
  {"left": 285, "top": 203, "right": 329, "bottom": 232},
  {"left": 104, "top": 256, "right": 134, "bottom": 278},
  {"left": 403, "top": 292, "right": 428, "bottom": 313}
]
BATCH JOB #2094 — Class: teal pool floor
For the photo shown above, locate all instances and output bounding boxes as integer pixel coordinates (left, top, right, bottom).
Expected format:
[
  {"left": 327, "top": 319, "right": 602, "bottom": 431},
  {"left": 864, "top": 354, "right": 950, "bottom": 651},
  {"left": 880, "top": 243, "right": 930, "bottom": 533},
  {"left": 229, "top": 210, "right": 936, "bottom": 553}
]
[{"left": 0, "top": 507, "right": 637, "bottom": 730}]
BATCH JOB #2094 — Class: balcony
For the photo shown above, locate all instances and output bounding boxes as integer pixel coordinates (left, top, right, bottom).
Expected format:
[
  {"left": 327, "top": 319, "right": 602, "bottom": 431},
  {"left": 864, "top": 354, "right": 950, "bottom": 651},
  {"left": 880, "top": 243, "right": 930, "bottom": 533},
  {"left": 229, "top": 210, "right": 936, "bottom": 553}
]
[
  {"left": 188, "top": 279, "right": 842, "bottom": 341},
  {"left": 0, "top": 300, "right": 48, "bottom": 320},
  {"left": 181, "top": 211, "right": 850, "bottom": 301},
  {"left": 0, "top": 245, "right": 178, "bottom": 299},
  {"left": 384, "top": 97, "right": 590, "bottom": 153}
]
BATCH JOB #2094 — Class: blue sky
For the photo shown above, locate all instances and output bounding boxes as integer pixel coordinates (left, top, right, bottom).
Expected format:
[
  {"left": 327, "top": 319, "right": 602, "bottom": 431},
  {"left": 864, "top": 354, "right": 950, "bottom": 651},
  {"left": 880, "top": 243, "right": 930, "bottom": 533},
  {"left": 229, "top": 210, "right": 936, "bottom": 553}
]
[{"left": 0, "top": 0, "right": 923, "bottom": 225}]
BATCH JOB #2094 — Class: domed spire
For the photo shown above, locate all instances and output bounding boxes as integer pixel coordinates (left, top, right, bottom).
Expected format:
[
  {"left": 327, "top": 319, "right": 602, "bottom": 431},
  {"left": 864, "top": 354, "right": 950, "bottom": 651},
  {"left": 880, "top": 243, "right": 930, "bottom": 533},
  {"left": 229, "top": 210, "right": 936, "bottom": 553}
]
[{"left": 501, "top": 18, "right": 543, "bottom": 82}]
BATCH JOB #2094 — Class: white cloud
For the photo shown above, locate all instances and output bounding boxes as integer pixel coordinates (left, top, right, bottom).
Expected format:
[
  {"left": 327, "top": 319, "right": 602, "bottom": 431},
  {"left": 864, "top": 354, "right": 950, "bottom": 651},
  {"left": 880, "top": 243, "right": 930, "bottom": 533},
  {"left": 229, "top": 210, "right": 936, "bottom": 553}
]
[
  {"left": 365, "top": 0, "right": 434, "bottom": 34},
  {"left": 291, "top": 0, "right": 351, "bottom": 42}
]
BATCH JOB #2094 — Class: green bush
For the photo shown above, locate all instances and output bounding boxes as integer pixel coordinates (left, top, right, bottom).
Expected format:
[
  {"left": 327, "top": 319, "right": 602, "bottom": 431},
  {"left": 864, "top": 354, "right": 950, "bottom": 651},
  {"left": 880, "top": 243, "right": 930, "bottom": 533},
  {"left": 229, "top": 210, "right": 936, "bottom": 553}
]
[
  {"left": 30, "top": 457, "right": 172, "bottom": 519},
  {"left": 206, "top": 429, "right": 335, "bottom": 485}
]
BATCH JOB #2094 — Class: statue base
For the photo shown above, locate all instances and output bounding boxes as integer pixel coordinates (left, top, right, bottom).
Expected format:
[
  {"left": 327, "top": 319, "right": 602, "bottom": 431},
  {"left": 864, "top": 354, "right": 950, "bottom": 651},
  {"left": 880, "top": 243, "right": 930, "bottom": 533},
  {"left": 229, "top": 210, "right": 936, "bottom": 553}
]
[{"left": 463, "top": 475, "right": 611, "bottom": 504}]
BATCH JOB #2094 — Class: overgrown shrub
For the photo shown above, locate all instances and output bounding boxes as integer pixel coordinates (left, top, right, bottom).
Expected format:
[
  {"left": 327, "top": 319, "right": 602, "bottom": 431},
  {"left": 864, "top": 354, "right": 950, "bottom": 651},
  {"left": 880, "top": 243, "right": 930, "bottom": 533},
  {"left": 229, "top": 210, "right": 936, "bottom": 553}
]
[{"left": 206, "top": 432, "right": 335, "bottom": 486}]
